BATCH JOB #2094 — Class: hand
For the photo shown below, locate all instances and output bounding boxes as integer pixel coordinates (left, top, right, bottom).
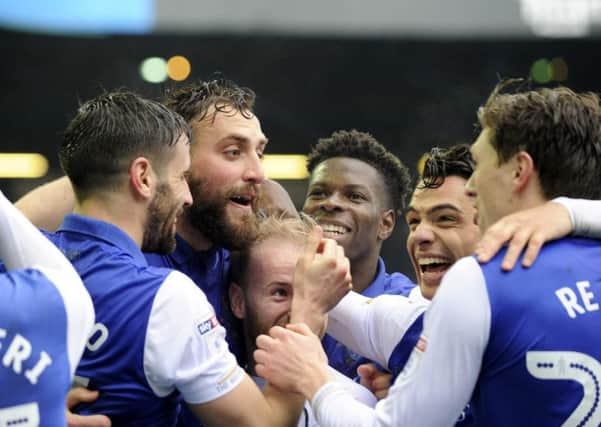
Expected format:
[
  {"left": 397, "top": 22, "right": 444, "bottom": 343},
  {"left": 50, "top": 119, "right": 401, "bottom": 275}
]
[
  {"left": 357, "top": 363, "right": 392, "bottom": 400},
  {"left": 290, "top": 226, "right": 352, "bottom": 332},
  {"left": 255, "top": 323, "right": 332, "bottom": 400},
  {"left": 66, "top": 388, "right": 111, "bottom": 427},
  {"left": 475, "top": 201, "right": 572, "bottom": 271}
]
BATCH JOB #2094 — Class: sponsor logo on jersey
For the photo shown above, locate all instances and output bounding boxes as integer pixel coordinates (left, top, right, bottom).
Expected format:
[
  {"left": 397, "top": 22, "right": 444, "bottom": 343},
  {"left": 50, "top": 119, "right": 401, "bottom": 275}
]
[{"left": 197, "top": 315, "right": 219, "bottom": 335}]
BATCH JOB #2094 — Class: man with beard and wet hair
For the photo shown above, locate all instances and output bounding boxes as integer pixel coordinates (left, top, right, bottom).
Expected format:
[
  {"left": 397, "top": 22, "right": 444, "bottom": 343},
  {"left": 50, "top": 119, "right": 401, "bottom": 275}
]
[
  {"left": 52, "top": 90, "right": 353, "bottom": 426},
  {"left": 302, "top": 129, "right": 415, "bottom": 379}
]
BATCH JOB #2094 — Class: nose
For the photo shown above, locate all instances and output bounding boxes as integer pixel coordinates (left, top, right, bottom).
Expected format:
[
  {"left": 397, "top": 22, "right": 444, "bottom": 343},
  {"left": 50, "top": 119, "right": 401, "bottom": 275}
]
[
  {"left": 242, "top": 152, "right": 266, "bottom": 184},
  {"left": 319, "top": 192, "right": 344, "bottom": 213},
  {"left": 182, "top": 181, "right": 193, "bottom": 208},
  {"left": 411, "top": 221, "right": 435, "bottom": 245}
]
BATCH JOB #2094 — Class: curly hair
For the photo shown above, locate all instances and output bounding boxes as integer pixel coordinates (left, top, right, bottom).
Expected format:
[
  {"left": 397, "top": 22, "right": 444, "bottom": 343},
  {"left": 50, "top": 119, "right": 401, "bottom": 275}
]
[
  {"left": 478, "top": 80, "right": 601, "bottom": 200},
  {"left": 418, "top": 144, "right": 474, "bottom": 190},
  {"left": 306, "top": 129, "right": 411, "bottom": 214},
  {"left": 164, "top": 78, "right": 256, "bottom": 124}
]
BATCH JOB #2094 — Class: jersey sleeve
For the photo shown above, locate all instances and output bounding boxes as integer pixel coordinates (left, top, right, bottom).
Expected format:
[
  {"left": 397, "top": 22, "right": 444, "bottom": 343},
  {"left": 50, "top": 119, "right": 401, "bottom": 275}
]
[
  {"left": 553, "top": 197, "right": 601, "bottom": 238},
  {"left": 0, "top": 190, "right": 94, "bottom": 376},
  {"left": 312, "top": 257, "right": 491, "bottom": 427},
  {"left": 143, "top": 270, "right": 245, "bottom": 404},
  {"left": 327, "top": 291, "right": 428, "bottom": 367}
]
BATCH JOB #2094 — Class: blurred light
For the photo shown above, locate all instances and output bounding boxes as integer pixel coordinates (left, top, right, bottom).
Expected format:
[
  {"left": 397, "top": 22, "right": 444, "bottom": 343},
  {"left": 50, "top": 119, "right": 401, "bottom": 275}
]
[
  {"left": 140, "top": 57, "right": 168, "bottom": 83},
  {"left": 0, "top": 0, "right": 153, "bottom": 35},
  {"left": 167, "top": 56, "right": 191, "bottom": 81},
  {"left": 0, "top": 153, "right": 48, "bottom": 178},
  {"left": 416, "top": 153, "right": 429, "bottom": 176},
  {"left": 520, "top": 0, "right": 601, "bottom": 37},
  {"left": 263, "top": 155, "right": 309, "bottom": 180},
  {"left": 550, "top": 57, "right": 569, "bottom": 81},
  {"left": 530, "top": 58, "right": 552, "bottom": 84}
]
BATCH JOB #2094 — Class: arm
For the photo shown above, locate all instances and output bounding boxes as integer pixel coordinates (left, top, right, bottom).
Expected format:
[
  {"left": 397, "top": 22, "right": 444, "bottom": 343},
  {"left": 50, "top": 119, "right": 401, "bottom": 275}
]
[
  {"left": 326, "top": 292, "right": 427, "bottom": 367},
  {"left": 476, "top": 197, "right": 601, "bottom": 270},
  {"left": 15, "top": 175, "right": 75, "bottom": 231},
  {"left": 255, "top": 257, "right": 490, "bottom": 427},
  {"left": 145, "top": 271, "right": 303, "bottom": 427}
]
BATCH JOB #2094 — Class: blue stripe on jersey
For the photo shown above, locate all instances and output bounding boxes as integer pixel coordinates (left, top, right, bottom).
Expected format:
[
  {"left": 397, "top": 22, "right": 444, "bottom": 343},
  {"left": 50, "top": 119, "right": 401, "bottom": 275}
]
[
  {"left": 324, "top": 257, "right": 416, "bottom": 379},
  {"left": 53, "top": 214, "right": 179, "bottom": 426},
  {"left": 474, "top": 237, "right": 601, "bottom": 426},
  {"left": 387, "top": 312, "right": 424, "bottom": 381},
  {"left": 0, "top": 269, "right": 70, "bottom": 427}
]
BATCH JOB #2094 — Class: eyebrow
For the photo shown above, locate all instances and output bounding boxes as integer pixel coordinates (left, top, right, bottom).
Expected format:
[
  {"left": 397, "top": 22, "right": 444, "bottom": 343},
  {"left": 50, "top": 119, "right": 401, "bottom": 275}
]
[
  {"left": 220, "top": 134, "right": 269, "bottom": 147},
  {"left": 406, "top": 203, "right": 463, "bottom": 216}
]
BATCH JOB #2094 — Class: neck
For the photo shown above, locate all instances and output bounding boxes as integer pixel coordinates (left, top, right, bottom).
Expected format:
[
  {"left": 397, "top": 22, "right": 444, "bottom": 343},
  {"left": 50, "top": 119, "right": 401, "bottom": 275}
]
[
  {"left": 176, "top": 217, "right": 213, "bottom": 251},
  {"left": 349, "top": 249, "right": 381, "bottom": 294},
  {"left": 74, "top": 192, "right": 146, "bottom": 248}
]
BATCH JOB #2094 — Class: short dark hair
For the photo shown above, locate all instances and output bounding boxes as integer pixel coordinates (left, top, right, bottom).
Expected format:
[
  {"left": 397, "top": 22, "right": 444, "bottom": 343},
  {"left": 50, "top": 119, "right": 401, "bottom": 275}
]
[
  {"left": 59, "top": 90, "right": 190, "bottom": 201},
  {"left": 164, "top": 78, "right": 256, "bottom": 124},
  {"left": 306, "top": 129, "right": 411, "bottom": 214},
  {"left": 418, "top": 144, "right": 474, "bottom": 190},
  {"left": 479, "top": 81, "right": 601, "bottom": 200}
]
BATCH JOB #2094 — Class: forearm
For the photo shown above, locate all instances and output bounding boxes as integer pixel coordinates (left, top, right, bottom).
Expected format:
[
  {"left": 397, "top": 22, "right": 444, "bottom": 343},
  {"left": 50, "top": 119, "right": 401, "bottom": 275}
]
[
  {"left": 327, "top": 292, "right": 427, "bottom": 367},
  {"left": 261, "top": 383, "right": 306, "bottom": 427},
  {"left": 311, "top": 382, "right": 390, "bottom": 427},
  {"left": 15, "top": 175, "right": 75, "bottom": 231},
  {"left": 290, "top": 296, "right": 327, "bottom": 335},
  {"left": 554, "top": 197, "right": 601, "bottom": 239}
]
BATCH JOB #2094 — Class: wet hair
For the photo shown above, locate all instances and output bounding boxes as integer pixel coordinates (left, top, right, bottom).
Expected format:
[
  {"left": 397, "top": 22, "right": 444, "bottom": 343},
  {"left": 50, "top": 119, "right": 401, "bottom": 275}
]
[
  {"left": 478, "top": 80, "right": 601, "bottom": 199},
  {"left": 59, "top": 90, "right": 190, "bottom": 201},
  {"left": 164, "top": 78, "right": 256, "bottom": 124},
  {"left": 418, "top": 144, "right": 474, "bottom": 190},
  {"left": 306, "top": 129, "right": 411, "bottom": 214}
]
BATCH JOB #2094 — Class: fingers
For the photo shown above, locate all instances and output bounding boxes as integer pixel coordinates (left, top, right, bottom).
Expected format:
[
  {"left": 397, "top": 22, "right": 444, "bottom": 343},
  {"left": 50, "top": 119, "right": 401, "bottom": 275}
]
[
  {"left": 357, "top": 363, "right": 377, "bottom": 381},
  {"left": 67, "top": 387, "right": 100, "bottom": 408},
  {"left": 67, "top": 413, "right": 112, "bottom": 427},
  {"left": 521, "top": 232, "right": 545, "bottom": 268},
  {"left": 500, "top": 228, "right": 530, "bottom": 271},
  {"left": 476, "top": 224, "right": 515, "bottom": 264},
  {"left": 303, "top": 227, "right": 323, "bottom": 262},
  {"left": 286, "top": 322, "right": 313, "bottom": 336}
]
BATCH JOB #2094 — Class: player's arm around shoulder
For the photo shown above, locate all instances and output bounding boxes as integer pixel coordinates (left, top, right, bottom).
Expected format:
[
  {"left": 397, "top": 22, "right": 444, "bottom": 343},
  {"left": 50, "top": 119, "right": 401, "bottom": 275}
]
[{"left": 145, "top": 270, "right": 304, "bottom": 427}]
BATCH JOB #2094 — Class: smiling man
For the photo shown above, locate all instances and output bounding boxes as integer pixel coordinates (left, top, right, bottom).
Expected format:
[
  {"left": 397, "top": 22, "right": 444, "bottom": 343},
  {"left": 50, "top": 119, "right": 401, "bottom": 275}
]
[
  {"left": 405, "top": 144, "right": 479, "bottom": 300},
  {"left": 302, "top": 129, "right": 415, "bottom": 378},
  {"left": 254, "top": 83, "right": 601, "bottom": 427}
]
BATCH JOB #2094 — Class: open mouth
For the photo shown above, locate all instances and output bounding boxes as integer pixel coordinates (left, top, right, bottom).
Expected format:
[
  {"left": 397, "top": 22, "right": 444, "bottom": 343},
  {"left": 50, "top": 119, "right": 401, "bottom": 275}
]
[
  {"left": 320, "top": 224, "right": 351, "bottom": 237},
  {"left": 418, "top": 257, "right": 452, "bottom": 274},
  {"left": 228, "top": 195, "right": 253, "bottom": 208}
]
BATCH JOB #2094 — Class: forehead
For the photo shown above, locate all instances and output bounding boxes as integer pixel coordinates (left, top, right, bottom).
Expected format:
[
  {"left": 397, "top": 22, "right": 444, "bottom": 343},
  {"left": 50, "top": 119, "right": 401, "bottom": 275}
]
[
  {"left": 245, "top": 237, "right": 302, "bottom": 286},
  {"left": 309, "top": 157, "right": 385, "bottom": 191},
  {"left": 190, "top": 106, "right": 266, "bottom": 149},
  {"left": 408, "top": 175, "right": 471, "bottom": 214},
  {"left": 471, "top": 127, "right": 495, "bottom": 160}
]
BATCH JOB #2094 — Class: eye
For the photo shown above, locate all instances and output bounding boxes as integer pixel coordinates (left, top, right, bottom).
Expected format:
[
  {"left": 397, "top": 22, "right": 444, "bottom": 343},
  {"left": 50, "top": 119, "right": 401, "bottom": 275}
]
[
  {"left": 224, "top": 149, "right": 241, "bottom": 158},
  {"left": 272, "top": 287, "right": 290, "bottom": 299},
  {"left": 257, "top": 150, "right": 265, "bottom": 160},
  {"left": 406, "top": 218, "right": 420, "bottom": 231},
  {"left": 437, "top": 215, "right": 458, "bottom": 226},
  {"left": 348, "top": 192, "right": 366, "bottom": 202},
  {"left": 307, "top": 189, "right": 326, "bottom": 199}
]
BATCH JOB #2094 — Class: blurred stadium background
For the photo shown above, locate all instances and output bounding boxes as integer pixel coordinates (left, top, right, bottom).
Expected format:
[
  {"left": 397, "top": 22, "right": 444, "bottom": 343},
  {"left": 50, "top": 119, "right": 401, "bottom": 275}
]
[{"left": 1, "top": 0, "right": 599, "bottom": 278}]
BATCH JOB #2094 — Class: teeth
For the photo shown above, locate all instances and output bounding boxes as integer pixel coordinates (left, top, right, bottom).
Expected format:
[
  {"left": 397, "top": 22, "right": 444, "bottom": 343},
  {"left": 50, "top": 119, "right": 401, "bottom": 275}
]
[
  {"left": 418, "top": 257, "right": 451, "bottom": 266},
  {"left": 321, "top": 225, "right": 348, "bottom": 235}
]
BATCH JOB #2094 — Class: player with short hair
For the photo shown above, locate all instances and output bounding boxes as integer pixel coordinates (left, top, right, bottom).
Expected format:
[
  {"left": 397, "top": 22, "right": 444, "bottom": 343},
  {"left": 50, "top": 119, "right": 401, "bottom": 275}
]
[{"left": 303, "top": 129, "right": 415, "bottom": 378}]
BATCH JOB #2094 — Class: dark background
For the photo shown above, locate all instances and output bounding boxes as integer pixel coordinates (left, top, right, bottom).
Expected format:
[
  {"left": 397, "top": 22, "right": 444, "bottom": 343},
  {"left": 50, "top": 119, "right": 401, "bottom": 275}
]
[{"left": 2, "top": 28, "right": 600, "bottom": 278}]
